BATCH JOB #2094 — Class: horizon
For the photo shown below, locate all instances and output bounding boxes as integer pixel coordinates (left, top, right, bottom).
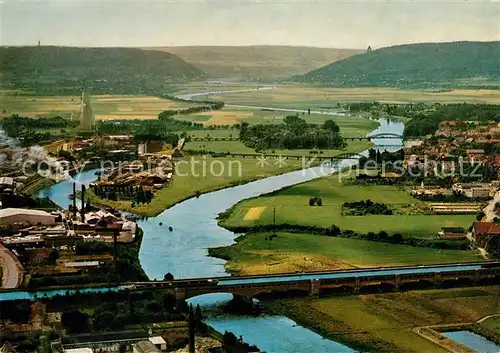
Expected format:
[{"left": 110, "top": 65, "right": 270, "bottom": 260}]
[
  {"left": 2, "top": 40, "right": 499, "bottom": 51},
  {"left": 1, "top": 1, "right": 499, "bottom": 48}
]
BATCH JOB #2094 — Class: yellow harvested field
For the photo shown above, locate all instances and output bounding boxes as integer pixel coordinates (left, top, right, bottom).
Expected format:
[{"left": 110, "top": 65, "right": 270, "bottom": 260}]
[
  {"left": 228, "top": 251, "right": 354, "bottom": 276},
  {"left": 198, "top": 110, "right": 253, "bottom": 125},
  {"left": 0, "top": 94, "right": 196, "bottom": 119},
  {"left": 95, "top": 114, "right": 158, "bottom": 120},
  {"left": 95, "top": 96, "right": 162, "bottom": 102},
  {"left": 243, "top": 206, "right": 267, "bottom": 220}
]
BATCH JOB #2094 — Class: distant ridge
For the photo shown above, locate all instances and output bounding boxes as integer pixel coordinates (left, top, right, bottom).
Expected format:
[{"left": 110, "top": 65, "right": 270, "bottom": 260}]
[
  {"left": 0, "top": 46, "right": 206, "bottom": 94},
  {"left": 295, "top": 41, "right": 500, "bottom": 88},
  {"left": 146, "top": 45, "right": 363, "bottom": 80}
]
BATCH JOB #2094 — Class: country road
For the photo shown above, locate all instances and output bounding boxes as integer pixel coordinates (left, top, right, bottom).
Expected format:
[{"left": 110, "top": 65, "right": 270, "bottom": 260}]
[
  {"left": 0, "top": 244, "right": 22, "bottom": 289},
  {"left": 484, "top": 190, "right": 500, "bottom": 222}
]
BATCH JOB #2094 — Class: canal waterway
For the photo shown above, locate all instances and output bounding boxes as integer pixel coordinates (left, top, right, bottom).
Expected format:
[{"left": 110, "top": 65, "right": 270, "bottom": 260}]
[{"left": 443, "top": 330, "right": 500, "bottom": 353}]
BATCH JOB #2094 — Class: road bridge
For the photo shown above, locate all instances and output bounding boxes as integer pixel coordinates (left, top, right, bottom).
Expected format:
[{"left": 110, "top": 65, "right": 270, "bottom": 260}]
[{"left": 127, "top": 262, "right": 500, "bottom": 307}]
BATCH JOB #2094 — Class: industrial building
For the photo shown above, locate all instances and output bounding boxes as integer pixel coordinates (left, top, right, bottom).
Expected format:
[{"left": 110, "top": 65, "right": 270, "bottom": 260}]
[{"left": 0, "top": 208, "right": 57, "bottom": 227}]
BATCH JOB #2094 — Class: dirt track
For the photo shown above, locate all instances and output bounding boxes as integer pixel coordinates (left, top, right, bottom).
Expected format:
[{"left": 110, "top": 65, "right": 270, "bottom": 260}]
[
  {"left": 0, "top": 244, "right": 22, "bottom": 289},
  {"left": 484, "top": 190, "right": 500, "bottom": 222}
]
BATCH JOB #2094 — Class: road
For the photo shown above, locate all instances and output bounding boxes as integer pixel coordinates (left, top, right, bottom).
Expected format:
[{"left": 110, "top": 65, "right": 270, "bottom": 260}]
[
  {"left": 175, "top": 86, "right": 276, "bottom": 101},
  {"left": 483, "top": 190, "right": 500, "bottom": 222},
  {"left": 0, "top": 244, "right": 22, "bottom": 289}
]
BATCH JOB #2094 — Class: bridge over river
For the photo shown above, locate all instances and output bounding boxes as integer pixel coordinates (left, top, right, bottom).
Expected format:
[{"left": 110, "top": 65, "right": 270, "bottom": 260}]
[{"left": 127, "top": 262, "right": 500, "bottom": 306}]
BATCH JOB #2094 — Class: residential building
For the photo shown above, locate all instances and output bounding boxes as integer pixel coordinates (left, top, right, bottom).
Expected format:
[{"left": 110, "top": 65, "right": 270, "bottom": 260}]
[
  {"left": 472, "top": 222, "right": 500, "bottom": 246},
  {"left": 149, "top": 337, "right": 167, "bottom": 351},
  {"left": 133, "top": 341, "right": 161, "bottom": 353},
  {"left": 466, "top": 149, "right": 485, "bottom": 159}
]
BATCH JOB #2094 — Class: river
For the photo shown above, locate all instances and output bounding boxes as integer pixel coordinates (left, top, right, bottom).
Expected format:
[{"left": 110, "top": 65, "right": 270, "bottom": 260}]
[
  {"left": 2, "top": 102, "right": 404, "bottom": 351},
  {"left": 35, "top": 118, "right": 404, "bottom": 352}
]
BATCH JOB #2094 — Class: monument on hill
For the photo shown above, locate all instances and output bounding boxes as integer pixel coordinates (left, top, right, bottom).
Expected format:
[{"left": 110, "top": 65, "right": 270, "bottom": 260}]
[{"left": 79, "top": 90, "right": 95, "bottom": 132}]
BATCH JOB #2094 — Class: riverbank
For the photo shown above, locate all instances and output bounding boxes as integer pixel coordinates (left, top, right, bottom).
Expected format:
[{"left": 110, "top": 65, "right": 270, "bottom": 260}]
[
  {"left": 85, "top": 156, "right": 324, "bottom": 217},
  {"left": 263, "top": 286, "right": 500, "bottom": 353},
  {"left": 84, "top": 113, "right": 378, "bottom": 217},
  {"left": 208, "top": 232, "right": 482, "bottom": 276}
]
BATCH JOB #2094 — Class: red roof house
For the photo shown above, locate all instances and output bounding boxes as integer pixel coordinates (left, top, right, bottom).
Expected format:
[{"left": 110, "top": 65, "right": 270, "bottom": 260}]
[{"left": 472, "top": 222, "right": 500, "bottom": 245}]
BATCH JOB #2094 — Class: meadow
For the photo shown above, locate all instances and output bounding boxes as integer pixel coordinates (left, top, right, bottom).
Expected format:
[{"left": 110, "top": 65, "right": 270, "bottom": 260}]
[
  {"left": 182, "top": 112, "right": 377, "bottom": 155},
  {"left": 207, "top": 85, "right": 500, "bottom": 108},
  {"left": 0, "top": 94, "right": 194, "bottom": 119},
  {"left": 220, "top": 176, "right": 476, "bottom": 238},
  {"left": 267, "top": 286, "right": 500, "bottom": 353},
  {"left": 184, "top": 140, "right": 373, "bottom": 156},
  {"left": 177, "top": 107, "right": 379, "bottom": 133},
  {"left": 210, "top": 232, "right": 481, "bottom": 276}
]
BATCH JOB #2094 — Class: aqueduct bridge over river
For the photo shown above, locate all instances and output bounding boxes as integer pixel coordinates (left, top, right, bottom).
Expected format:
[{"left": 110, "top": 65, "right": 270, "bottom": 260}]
[{"left": 126, "top": 262, "right": 500, "bottom": 305}]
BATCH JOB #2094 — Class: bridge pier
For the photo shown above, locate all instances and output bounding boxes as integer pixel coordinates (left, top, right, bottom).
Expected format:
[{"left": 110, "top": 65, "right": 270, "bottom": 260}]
[
  {"left": 310, "top": 279, "right": 321, "bottom": 296},
  {"left": 474, "top": 271, "right": 481, "bottom": 285},
  {"left": 175, "top": 287, "right": 187, "bottom": 310},
  {"left": 354, "top": 278, "right": 361, "bottom": 294},
  {"left": 232, "top": 294, "right": 253, "bottom": 310},
  {"left": 394, "top": 275, "right": 401, "bottom": 290},
  {"left": 433, "top": 273, "right": 442, "bottom": 288}
]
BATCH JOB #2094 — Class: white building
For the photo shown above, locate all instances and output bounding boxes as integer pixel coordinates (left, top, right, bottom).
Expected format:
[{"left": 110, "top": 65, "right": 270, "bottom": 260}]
[
  {"left": 0, "top": 208, "right": 57, "bottom": 227},
  {"left": 133, "top": 341, "right": 160, "bottom": 353}
]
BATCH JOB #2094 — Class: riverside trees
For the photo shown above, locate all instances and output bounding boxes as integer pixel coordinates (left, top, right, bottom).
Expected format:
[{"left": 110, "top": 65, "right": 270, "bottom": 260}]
[{"left": 239, "top": 116, "right": 345, "bottom": 150}]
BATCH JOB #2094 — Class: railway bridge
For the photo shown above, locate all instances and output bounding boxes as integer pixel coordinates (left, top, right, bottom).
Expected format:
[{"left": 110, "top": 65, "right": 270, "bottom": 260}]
[{"left": 127, "top": 262, "right": 500, "bottom": 307}]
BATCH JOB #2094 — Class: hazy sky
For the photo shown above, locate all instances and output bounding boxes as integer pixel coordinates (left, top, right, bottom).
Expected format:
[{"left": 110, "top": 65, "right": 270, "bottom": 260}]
[{"left": 1, "top": 0, "right": 499, "bottom": 49}]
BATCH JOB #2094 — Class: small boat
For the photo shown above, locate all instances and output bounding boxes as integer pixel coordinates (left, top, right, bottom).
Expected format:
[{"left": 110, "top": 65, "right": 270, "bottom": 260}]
[
  {"left": 168, "top": 226, "right": 173, "bottom": 232},
  {"left": 68, "top": 194, "right": 75, "bottom": 200}
]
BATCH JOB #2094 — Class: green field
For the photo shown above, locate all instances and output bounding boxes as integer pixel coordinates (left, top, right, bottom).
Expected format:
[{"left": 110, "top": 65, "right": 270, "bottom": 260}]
[
  {"left": 206, "top": 85, "right": 500, "bottom": 108},
  {"left": 176, "top": 106, "right": 379, "bottom": 133},
  {"left": 184, "top": 140, "right": 373, "bottom": 156},
  {"left": 266, "top": 286, "right": 500, "bottom": 353},
  {"left": 182, "top": 113, "right": 377, "bottom": 155},
  {"left": 186, "top": 129, "right": 239, "bottom": 138},
  {"left": 220, "top": 176, "right": 476, "bottom": 238},
  {"left": 210, "top": 232, "right": 481, "bottom": 276}
]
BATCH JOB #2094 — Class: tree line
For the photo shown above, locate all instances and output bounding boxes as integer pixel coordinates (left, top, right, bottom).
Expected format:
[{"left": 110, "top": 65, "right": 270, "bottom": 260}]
[
  {"left": 91, "top": 184, "right": 154, "bottom": 204},
  {"left": 239, "top": 116, "right": 345, "bottom": 150},
  {"left": 342, "top": 199, "right": 393, "bottom": 215}
]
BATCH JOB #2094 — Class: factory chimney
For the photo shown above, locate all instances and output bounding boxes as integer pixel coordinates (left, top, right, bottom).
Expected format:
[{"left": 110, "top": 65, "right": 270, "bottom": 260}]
[
  {"left": 188, "top": 305, "right": 195, "bottom": 353},
  {"left": 80, "top": 185, "right": 86, "bottom": 223},
  {"left": 72, "top": 183, "right": 77, "bottom": 217}
]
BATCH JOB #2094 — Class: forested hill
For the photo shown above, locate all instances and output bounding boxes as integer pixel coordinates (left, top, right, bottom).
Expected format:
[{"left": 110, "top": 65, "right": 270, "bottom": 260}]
[
  {"left": 295, "top": 41, "right": 500, "bottom": 88},
  {"left": 0, "top": 46, "right": 206, "bottom": 94}
]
